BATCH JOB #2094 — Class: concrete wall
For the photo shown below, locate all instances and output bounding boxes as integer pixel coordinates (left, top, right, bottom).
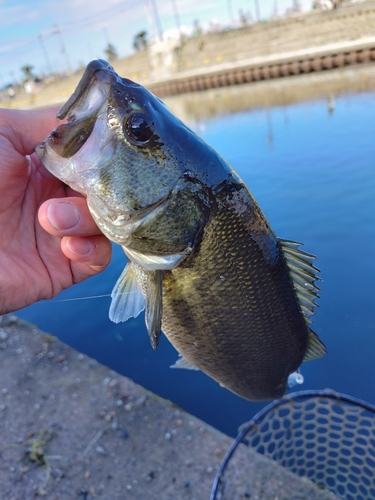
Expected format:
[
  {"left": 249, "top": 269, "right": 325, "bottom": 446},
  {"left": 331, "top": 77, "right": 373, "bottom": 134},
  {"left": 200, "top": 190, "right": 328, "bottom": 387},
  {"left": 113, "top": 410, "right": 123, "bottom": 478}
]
[
  {"left": 112, "top": 0, "right": 375, "bottom": 94},
  {"left": 173, "top": 1, "right": 375, "bottom": 73}
]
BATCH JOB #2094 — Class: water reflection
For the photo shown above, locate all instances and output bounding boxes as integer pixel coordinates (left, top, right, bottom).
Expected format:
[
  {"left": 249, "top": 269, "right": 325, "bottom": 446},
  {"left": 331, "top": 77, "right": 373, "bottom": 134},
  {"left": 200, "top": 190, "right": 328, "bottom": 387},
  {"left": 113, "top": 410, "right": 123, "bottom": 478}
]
[{"left": 163, "top": 65, "right": 375, "bottom": 123}]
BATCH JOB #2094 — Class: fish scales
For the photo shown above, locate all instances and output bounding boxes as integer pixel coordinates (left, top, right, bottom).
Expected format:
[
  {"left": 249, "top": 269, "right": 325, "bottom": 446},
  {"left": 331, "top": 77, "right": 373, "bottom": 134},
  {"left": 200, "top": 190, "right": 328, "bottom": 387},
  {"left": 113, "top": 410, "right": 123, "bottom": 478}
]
[
  {"left": 36, "top": 59, "right": 326, "bottom": 402},
  {"left": 161, "top": 182, "right": 309, "bottom": 400}
]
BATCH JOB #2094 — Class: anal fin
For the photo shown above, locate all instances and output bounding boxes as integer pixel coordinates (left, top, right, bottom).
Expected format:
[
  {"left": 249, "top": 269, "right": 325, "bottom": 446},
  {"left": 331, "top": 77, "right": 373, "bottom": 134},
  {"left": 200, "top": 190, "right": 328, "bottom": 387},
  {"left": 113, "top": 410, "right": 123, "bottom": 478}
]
[
  {"left": 170, "top": 356, "right": 199, "bottom": 370},
  {"left": 109, "top": 262, "right": 145, "bottom": 323}
]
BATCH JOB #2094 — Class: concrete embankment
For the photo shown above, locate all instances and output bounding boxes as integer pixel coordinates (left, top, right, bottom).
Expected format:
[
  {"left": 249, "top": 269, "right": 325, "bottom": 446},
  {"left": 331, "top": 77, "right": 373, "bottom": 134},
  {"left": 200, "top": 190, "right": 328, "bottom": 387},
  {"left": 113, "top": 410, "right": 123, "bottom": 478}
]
[
  {"left": 144, "top": 0, "right": 375, "bottom": 97},
  {"left": 0, "top": 315, "right": 338, "bottom": 499}
]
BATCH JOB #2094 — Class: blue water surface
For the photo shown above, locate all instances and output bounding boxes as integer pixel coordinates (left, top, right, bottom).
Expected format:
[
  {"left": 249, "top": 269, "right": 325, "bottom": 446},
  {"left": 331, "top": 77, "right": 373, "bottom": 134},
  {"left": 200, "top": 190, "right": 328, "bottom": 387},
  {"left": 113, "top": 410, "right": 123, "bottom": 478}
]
[{"left": 17, "top": 91, "right": 375, "bottom": 437}]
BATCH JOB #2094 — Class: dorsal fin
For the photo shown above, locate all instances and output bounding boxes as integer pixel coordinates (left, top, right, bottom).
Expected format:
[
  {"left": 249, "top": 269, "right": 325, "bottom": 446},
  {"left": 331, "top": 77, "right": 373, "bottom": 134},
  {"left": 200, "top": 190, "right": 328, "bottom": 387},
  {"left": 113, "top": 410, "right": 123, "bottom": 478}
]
[
  {"left": 279, "top": 238, "right": 321, "bottom": 324},
  {"left": 279, "top": 238, "right": 326, "bottom": 360}
]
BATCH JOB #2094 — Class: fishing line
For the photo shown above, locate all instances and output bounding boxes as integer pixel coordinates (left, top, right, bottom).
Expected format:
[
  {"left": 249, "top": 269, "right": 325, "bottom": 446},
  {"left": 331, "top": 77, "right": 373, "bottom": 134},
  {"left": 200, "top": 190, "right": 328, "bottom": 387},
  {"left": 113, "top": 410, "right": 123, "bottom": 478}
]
[
  {"left": 50, "top": 294, "right": 111, "bottom": 302},
  {"left": 50, "top": 291, "right": 138, "bottom": 303}
]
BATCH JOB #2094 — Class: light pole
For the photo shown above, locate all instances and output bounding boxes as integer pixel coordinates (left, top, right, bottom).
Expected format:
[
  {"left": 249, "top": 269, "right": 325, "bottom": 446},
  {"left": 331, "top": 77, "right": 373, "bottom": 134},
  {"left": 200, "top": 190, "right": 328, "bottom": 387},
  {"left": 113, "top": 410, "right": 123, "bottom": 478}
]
[
  {"left": 254, "top": 0, "right": 261, "bottom": 20},
  {"left": 103, "top": 27, "right": 111, "bottom": 46},
  {"left": 227, "top": 0, "right": 234, "bottom": 26},
  {"left": 38, "top": 34, "right": 54, "bottom": 75},
  {"left": 149, "top": 0, "right": 163, "bottom": 41},
  {"left": 52, "top": 25, "right": 72, "bottom": 75},
  {"left": 144, "top": 0, "right": 156, "bottom": 41},
  {"left": 274, "top": 0, "right": 279, "bottom": 16},
  {"left": 171, "top": 0, "right": 181, "bottom": 32}
]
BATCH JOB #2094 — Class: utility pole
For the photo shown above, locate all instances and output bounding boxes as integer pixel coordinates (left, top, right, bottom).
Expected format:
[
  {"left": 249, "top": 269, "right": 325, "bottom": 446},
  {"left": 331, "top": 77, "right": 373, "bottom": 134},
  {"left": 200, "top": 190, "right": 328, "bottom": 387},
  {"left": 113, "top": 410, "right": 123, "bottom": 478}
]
[
  {"left": 10, "top": 71, "right": 17, "bottom": 86},
  {"left": 144, "top": 0, "right": 156, "bottom": 41},
  {"left": 38, "top": 34, "right": 54, "bottom": 75},
  {"left": 171, "top": 0, "right": 181, "bottom": 32},
  {"left": 149, "top": 0, "right": 163, "bottom": 41},
  {"left": 103, "top": 27, "right": 111, "bottom": 46},
  {"left": 293, "top": 0, "right": 300, "bottom": 11},
  {"left": 0, "top": 71, "right": 5, "bottom": 98},
  {"left": 227, "top": 0, "right": 234, "bottom": 26},
  {"left": 52, "top": 25, "right": 72, "bottom": 75},
  {"left": 254, "top": 0, "right": 261, "bottom": 20},
  {"left": 274, "top": 0, "right": 279, "bottom": 17}
]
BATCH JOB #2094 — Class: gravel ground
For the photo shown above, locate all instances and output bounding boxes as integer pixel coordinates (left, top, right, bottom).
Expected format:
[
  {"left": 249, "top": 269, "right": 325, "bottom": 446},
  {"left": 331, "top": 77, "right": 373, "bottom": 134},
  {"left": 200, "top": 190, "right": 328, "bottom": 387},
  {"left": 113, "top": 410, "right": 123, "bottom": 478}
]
[
  {"left": 214, "top": 444, "right": 338, "bottom": 500},
  {"left": 0, "top": 314, "right": 338, "bottom": 500}
]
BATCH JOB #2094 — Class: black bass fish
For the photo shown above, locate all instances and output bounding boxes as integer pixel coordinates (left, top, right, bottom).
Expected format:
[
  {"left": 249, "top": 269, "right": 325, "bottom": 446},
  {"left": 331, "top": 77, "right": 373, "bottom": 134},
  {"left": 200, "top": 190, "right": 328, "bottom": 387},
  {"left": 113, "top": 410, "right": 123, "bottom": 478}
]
[{"left": 36, "top": 59, "right": 326, "bottom": 401}]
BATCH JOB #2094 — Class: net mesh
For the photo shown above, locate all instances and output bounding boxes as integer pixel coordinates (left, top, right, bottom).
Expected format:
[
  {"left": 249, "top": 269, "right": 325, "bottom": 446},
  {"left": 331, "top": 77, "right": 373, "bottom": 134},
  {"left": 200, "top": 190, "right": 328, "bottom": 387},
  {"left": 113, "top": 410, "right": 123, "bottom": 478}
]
[{"left": 211, "top": 390, "right": 375, "bottom": 500}]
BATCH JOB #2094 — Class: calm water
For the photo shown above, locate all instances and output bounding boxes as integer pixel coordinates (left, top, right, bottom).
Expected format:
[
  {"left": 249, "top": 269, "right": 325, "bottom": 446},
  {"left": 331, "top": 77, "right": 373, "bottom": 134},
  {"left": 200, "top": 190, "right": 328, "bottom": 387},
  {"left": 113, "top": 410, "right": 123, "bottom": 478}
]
[{"left": 17, "top": 90, "right": 375, "bottom": 437}]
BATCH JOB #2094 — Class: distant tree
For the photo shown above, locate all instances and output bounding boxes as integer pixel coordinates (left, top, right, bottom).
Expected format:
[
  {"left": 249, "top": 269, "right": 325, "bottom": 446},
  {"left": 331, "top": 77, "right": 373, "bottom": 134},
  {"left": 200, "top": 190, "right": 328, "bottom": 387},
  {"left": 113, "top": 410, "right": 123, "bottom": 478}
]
[
  {"left": 133, "top": 31, "right": 148, "bottom": 52},
  {"left": 21, "top": 65, "right": 34, "bottom": 80},
  {"left": 104, "top": 43, "right": 118, "bottom": 62}
]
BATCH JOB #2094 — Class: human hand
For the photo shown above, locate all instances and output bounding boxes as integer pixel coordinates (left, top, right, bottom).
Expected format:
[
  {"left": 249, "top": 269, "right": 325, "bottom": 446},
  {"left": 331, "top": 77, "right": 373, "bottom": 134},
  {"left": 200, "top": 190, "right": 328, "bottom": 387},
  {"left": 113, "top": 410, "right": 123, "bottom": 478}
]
[{"left": 0, "top": 107, "right": 111, "bottom": 314}]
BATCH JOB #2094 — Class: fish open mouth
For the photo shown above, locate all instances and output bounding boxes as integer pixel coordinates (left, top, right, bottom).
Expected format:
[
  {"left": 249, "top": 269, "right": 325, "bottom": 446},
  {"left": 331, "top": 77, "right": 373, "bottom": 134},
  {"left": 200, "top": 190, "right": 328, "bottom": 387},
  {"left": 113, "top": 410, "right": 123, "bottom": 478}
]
[{"left": 40, "top": 60, "right": 115, "bottom": 159}]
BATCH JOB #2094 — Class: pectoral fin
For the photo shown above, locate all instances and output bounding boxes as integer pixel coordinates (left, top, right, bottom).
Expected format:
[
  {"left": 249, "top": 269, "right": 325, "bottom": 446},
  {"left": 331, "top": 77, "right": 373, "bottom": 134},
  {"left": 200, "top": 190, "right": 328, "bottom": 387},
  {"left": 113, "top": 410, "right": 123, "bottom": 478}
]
[
  {"left": 109, "top": 262, "right": 145, "bottom": 323},
  {"left": 145, "top": 270, "right": 163, "bottom": 350}
]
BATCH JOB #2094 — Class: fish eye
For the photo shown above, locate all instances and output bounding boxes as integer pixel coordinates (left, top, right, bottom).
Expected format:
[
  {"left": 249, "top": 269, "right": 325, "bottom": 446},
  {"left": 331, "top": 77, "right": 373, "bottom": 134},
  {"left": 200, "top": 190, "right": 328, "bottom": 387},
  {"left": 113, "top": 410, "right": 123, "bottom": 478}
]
[{"left": 124, "top": 113, "right": 154, "bottom": 143}]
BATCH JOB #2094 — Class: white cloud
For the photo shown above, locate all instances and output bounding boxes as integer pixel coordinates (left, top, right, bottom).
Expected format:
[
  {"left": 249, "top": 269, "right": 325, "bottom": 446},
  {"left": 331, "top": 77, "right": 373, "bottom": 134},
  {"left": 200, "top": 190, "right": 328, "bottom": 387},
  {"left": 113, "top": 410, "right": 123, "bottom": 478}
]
[{"left": 0, "top": 2, "right": 41, "bottom": 28}]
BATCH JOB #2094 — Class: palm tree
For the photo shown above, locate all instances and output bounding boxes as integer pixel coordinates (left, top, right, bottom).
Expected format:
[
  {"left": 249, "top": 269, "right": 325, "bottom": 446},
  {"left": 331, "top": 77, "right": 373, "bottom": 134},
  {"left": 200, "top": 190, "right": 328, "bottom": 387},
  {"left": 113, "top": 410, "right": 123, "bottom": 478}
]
[
  {"left": 21, "top": 65, "right": 34, "bottom": 80},
  {"left": 133, "top": 31, "right": 148, "bottom": 52}
]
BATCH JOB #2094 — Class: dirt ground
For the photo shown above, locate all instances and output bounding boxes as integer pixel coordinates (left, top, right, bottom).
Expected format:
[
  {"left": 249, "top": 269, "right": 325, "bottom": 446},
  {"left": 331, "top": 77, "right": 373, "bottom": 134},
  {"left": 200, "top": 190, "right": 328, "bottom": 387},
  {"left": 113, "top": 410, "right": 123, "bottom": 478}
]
[{"left": 0, "top": 314, "right": 338, "bottom": 500}]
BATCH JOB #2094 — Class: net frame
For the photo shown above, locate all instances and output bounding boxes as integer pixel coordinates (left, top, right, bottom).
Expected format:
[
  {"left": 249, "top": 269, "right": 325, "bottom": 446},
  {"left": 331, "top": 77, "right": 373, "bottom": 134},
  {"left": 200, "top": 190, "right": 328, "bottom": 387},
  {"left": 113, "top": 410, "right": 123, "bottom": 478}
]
[{"left": 211, "top": 390, "right": 375, "bottom": 500}]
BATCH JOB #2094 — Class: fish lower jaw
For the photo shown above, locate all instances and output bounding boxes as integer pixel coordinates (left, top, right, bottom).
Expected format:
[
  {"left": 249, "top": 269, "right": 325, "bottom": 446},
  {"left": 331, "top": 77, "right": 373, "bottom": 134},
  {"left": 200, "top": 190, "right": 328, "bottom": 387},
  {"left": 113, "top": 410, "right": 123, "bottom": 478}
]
[
  {"left": 87, "top": 202, "right": 136, "bottom": 245},
  {"left": 86, "top": 215, "right": 129, "bottom": 244}
]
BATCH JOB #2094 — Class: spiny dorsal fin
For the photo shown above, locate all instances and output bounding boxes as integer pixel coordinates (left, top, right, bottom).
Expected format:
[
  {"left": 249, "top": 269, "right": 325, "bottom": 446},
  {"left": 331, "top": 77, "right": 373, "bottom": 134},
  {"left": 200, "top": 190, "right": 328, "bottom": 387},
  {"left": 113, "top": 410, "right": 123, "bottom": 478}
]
[
  {"left": 109, "top": 262, "right": 145, "bottom": 323},
  {"left": 279, "top": 238, "right": 326, "bottom": 360},
  {"left": 145, "top": 270, "right": 163, "bottom": 351},
  {"left": 279, "top": 238, "right": 321, "bottom": 324}
]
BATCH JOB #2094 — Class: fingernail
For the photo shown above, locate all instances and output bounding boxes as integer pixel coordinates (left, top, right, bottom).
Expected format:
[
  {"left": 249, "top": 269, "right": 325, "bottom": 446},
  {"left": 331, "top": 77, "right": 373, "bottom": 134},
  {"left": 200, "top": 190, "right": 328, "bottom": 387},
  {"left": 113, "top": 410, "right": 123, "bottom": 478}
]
[
  {"left": 66, "top": 237, "right": 93, "bottom": 256},
  {"left": 47, "top": 202, "right": 80, "bottom": 231}
]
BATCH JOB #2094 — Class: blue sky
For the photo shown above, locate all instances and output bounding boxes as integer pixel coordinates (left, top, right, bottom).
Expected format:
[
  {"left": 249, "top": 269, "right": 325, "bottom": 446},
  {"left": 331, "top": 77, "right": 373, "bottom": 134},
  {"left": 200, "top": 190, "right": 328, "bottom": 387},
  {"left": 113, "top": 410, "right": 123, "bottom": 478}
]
[{"left": 0, "top": 0, "right": 311, "bottom": 87}]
